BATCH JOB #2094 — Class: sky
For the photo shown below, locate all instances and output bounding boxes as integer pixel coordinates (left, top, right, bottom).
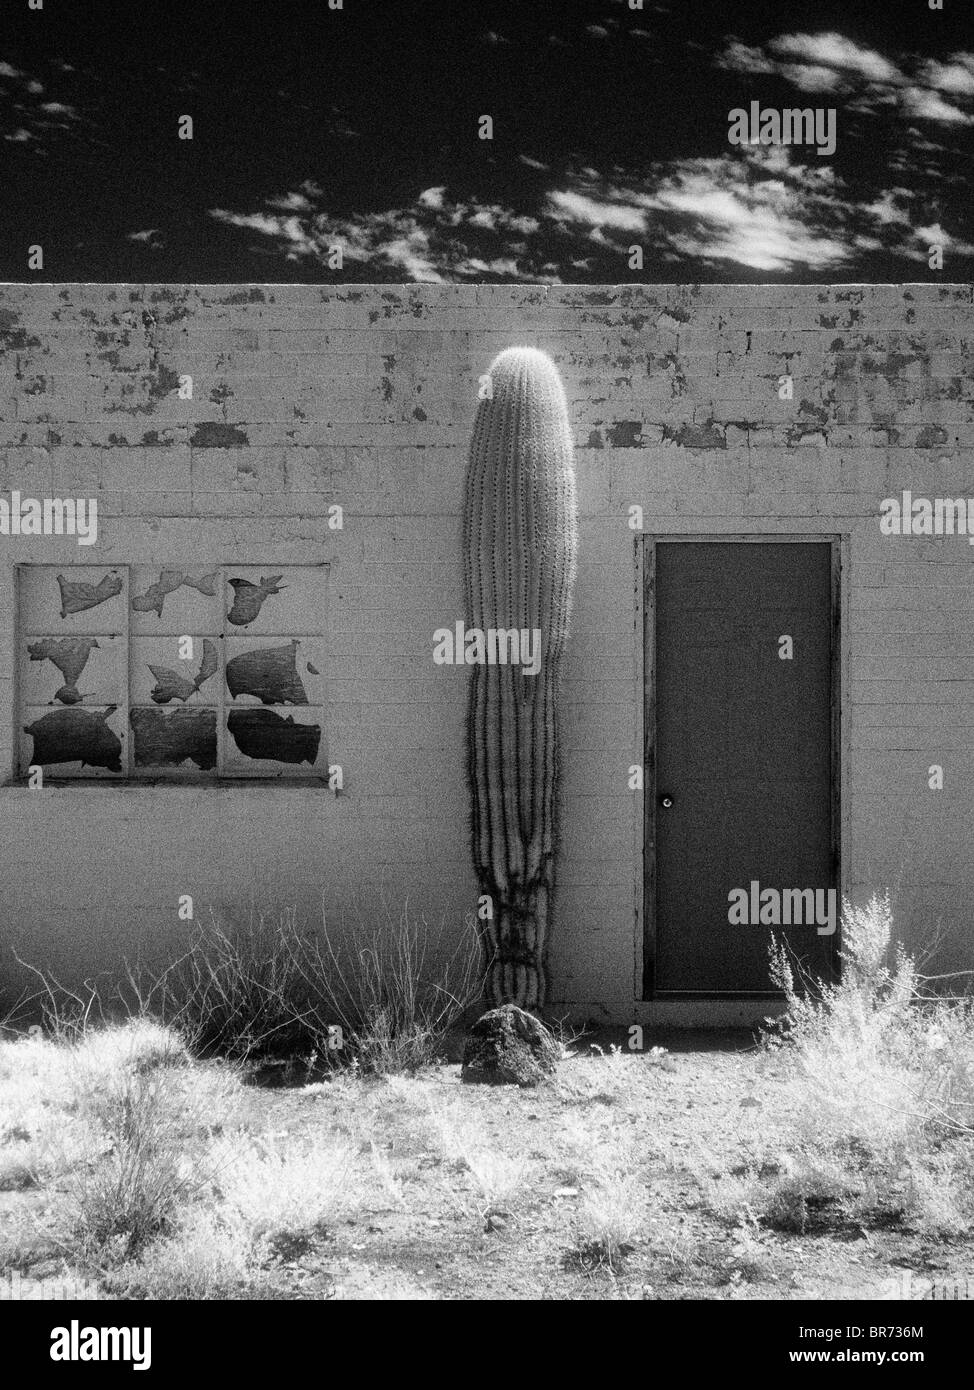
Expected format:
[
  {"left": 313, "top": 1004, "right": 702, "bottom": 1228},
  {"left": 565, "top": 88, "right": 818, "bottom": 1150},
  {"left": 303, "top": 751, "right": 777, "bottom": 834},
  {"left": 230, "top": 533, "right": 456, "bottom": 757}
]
[{"left": 1, "top": 0, "right": 972, "bottom": 283}]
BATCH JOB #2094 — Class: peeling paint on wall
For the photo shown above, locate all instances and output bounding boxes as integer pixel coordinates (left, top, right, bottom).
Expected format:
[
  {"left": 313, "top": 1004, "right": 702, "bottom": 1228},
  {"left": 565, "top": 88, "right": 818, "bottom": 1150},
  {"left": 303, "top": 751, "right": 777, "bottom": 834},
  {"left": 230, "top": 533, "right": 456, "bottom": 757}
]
[
  {"left": 190, "top": 422, "right": 250, "bottom": 447},
  {"left": 661, "top": 419, "right": 727, "bottom": 450},
  {"left": 606, "top": 421, "right": 644, "bottom": 448}
]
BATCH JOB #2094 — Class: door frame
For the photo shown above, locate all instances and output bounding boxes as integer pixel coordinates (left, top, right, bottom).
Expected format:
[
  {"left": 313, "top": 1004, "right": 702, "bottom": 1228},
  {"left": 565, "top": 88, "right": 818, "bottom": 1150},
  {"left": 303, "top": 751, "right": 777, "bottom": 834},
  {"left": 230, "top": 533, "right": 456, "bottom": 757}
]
[{"left": 636, "top": 534, "right": 844, "bottom": 1002}]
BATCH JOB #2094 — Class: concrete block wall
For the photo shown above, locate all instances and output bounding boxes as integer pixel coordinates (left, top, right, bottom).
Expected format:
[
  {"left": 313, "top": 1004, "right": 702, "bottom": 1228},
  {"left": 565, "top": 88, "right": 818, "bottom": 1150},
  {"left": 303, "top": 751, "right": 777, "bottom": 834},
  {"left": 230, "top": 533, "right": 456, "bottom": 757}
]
[{"left": 0, "top": 282, "right": 972, "bottom": 1023}]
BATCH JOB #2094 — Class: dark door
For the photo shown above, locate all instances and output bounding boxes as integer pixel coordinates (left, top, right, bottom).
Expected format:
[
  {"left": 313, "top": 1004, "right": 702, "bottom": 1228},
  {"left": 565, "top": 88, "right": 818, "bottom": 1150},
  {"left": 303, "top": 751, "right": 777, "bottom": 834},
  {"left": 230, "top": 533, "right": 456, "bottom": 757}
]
[{"left": 646, "top": 541, "right": 837, "bottom": 995}]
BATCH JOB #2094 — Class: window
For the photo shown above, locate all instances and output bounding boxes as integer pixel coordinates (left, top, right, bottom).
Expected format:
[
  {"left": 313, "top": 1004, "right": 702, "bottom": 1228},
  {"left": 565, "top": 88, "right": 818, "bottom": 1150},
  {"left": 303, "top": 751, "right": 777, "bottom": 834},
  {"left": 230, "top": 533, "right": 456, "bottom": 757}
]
[{"left": 17, "top": 564, "right": 328, "bottom": 780}]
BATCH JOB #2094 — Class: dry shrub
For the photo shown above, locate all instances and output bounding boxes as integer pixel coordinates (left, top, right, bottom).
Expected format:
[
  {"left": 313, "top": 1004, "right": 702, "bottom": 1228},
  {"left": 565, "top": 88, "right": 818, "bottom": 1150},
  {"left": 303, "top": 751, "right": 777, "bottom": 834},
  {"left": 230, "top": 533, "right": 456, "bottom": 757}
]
[{"left": 762, "top": 892, "right": 974, "bottom": 1233}]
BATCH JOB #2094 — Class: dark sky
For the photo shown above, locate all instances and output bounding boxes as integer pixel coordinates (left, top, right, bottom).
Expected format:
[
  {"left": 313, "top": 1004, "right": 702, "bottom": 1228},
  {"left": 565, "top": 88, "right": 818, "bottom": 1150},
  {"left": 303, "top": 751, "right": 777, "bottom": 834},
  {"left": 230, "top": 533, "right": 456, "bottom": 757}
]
[{"left": 1, "top": 0, "right": 972, "bottom": 282}]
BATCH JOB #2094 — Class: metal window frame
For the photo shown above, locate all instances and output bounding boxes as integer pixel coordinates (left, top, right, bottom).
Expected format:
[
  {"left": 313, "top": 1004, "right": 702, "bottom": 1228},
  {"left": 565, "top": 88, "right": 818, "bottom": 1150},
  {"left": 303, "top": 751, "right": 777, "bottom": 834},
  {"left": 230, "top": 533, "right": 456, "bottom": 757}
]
[{"left": 14, "top": 561, "right": 329, "bottom": 784}]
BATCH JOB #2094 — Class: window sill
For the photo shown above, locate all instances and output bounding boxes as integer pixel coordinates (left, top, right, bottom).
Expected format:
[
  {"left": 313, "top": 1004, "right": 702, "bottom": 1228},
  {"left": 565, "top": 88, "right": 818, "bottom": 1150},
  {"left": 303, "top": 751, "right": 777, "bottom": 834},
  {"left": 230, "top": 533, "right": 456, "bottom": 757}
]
[{"left": 1, "top": 778, "right": 336, "bottom": 791}]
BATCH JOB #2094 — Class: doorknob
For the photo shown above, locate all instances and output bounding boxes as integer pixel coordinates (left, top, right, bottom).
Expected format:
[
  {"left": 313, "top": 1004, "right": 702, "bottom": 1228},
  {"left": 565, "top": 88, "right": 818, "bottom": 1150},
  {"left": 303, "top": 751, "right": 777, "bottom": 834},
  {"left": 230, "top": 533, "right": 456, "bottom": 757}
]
[{"left": 659, "top": 794, "right": 674, "bottom": 808}]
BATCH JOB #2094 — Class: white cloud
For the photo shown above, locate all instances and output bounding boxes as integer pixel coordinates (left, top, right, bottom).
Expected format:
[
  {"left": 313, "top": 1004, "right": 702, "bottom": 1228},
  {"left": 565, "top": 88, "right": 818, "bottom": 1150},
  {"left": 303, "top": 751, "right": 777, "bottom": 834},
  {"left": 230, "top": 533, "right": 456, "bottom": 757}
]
[
  {"left": 267, "top": 191, "right": 316, "bottom": 212},
  {"left": 638, "top": 159, "right": 849, "bottom": 269},
  {"left": 210, "top": 186, "right": 542, "bottom": 281},
  {"left": 715, "top": 29, "right": 974, "bottom": 129},
  {"left": 127, "top": 229, "right": 165, "bottom": 248},
  {"left": 211, "top": 209, "right": 300, "bottom": 239},
  {"left": 716, "top": 41, "right": 775, "bottom": 75},
  {"left": 861, "top": 192, "right": 910, "bottom": 227},
  {"left": 369, "top": 231, "right": 445, "bottom": 281},
  {"left": 0, "top": 64, "right": 83, "bottom": 146},
  {"left": 418, "top": 186, "right": 446, "bottom": 210},
  {"left": 920, "top": 57, "right": 974, "bottom": 96},
  {"left": 776, "top": 62, "right": 844, "bottom": 93},
  {"left": 458, "top": 256, "right": 521, "bottom": 276},
  {"left": 913, "top": 221, "right": 974, "bottom": 254},
  {"left": 546, "top": 189, "right": 647, "bottom": 232},
  {"left": 901, "top": 86, "right": 973, "bottom": 124},
  {"left": 768, "top": 31, "right": 901, "bottom": 84},
  {"left": 211, "top": 179, "right": 551, "bottom": 280},
  {"left": 465, "top": 205, "right": 539, "bottom": 234},
  {"left": 208, "top": 76, "right": 974, "bottom": 284},
  {"left": 542, "top": 140, "right": 966, "bottom": 273}
]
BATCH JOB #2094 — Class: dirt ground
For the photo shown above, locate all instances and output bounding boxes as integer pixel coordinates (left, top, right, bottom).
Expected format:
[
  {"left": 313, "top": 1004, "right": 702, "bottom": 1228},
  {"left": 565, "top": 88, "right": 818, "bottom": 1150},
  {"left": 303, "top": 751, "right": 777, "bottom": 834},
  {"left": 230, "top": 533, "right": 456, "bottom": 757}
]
[{"left": 3, "top": 1026, "right": 972, "bottom": 1301}]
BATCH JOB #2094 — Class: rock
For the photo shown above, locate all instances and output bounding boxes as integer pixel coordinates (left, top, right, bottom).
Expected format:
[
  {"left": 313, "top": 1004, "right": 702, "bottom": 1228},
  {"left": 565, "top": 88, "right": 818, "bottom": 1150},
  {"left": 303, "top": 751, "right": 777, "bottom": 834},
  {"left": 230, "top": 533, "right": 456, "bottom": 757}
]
[{"left": 461, "top": 1004, "right": 560, "bottom": 1087}]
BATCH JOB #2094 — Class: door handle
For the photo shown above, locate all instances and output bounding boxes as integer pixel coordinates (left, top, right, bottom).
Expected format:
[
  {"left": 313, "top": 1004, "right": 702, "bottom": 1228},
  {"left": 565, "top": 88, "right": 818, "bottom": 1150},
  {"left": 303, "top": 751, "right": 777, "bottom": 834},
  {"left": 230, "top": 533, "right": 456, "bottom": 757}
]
[{"left": 659, "top": 794, "right": 674, "bottom": 809}]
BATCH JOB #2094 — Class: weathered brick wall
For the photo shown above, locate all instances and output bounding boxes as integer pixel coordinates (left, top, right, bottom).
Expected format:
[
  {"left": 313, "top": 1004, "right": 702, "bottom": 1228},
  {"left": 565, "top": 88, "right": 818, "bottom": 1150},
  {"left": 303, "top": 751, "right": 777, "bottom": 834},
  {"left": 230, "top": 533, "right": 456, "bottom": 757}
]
[{"left": 0, "top": 283, "right": 972, "bottom": 1024}]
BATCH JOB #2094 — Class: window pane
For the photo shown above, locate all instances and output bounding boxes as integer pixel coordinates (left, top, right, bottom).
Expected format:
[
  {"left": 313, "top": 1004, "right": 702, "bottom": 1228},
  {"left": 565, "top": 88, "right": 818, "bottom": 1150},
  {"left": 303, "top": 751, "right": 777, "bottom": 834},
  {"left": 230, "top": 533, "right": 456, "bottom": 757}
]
[
  {"left": 21, "top": 634, "right": 125, "bottom": 707},
  {"left": 224, "top": 637, "right": 324, "bottom": 706},
  {"left": 129, "top": 567, "right": 222, "bottom": 633},
  {"left": 130, "top": 636, "right": 221, "bottom": 706},
  {"left": 222, "top": 565, "right": 328, "bottom": 635},
  {"left": 19, "top": 565, "right": 126, "bottom": 633},
  {"left": 21, "top": 705, "right": 127, "bottom": 778},
  {"left": 130, "top": 707, "right": 218, "bottom": 773},
  {"left": 223, "top": 706, "right": 325, "bottom": 777}
]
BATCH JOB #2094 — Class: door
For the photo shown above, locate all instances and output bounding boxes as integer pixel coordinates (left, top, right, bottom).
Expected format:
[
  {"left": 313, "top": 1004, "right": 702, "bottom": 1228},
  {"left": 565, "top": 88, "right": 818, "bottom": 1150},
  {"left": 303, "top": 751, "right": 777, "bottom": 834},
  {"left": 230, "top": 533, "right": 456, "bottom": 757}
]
[{"left": 645, "top": 541, "right": 837, "bottom": 996}]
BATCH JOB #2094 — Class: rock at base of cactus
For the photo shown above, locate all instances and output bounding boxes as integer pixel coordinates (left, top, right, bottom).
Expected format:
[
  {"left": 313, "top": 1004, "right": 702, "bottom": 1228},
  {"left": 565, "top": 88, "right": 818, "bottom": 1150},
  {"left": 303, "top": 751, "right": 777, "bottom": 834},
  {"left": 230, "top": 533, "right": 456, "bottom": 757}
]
[{"left": 461, "top": 1004, "right": 560, "bottom": 1087}]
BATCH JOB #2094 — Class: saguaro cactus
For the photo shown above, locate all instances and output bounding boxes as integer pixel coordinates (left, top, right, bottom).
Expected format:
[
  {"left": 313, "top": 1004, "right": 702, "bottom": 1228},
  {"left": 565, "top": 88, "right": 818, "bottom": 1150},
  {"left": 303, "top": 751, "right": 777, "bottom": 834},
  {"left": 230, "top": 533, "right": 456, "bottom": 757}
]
[{"left": 463, "top": 347, "right": 579, "bottom": 1009}]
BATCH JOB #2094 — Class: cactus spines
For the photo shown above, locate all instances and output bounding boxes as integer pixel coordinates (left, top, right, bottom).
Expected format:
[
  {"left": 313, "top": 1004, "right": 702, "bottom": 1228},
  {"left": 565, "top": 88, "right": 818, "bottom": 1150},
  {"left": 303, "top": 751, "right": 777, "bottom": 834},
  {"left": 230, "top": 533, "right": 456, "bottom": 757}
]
[{"left": 463, "top": 348, "right": 579, "bottom": 1010}]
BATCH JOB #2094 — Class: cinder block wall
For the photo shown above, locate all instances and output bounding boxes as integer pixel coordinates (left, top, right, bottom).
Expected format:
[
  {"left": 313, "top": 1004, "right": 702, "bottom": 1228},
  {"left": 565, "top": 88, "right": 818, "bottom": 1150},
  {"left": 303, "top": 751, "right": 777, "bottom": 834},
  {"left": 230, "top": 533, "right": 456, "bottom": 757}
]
[{"left": 0, "top": 283, "right": 972, "bottom": 1024}]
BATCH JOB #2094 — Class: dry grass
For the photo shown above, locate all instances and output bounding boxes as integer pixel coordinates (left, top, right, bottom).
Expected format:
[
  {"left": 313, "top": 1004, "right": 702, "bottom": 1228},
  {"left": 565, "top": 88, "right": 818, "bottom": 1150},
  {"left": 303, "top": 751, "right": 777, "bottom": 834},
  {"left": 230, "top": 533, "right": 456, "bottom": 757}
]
[
  {"left": 104, "top": 1208, "right": 266, "bottom": 1300},
  {"left": 571, "top": 1172, "right": 646, "bottom": 1273},
  {"left": 2, "top": 895, "right": 973, "bottom": 1299},
  {"left": 211, "top": 1132, "right": 358, "bottom": 1248},
  {"left": 20, "top": 900, "right": 485, "bottom": 1074}
]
